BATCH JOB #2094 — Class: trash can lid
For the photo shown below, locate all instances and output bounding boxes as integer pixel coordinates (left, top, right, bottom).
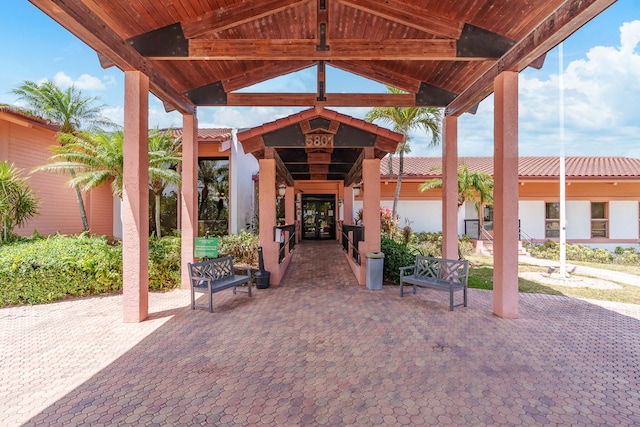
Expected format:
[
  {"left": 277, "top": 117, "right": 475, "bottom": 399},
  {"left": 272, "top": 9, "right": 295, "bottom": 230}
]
[{"left": 365, "top": 251, "right": 385, "bottom": 259}]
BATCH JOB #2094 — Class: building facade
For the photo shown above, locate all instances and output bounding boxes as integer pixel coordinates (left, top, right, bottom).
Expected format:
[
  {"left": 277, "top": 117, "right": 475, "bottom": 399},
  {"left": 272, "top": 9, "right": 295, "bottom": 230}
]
[{"left": 355, "top": 156, "right": 640, "bottom": 250}]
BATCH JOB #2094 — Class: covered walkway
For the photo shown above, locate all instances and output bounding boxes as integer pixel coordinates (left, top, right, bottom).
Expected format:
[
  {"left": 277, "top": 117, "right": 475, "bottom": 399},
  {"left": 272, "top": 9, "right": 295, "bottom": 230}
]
[{"left": 3, "top": 244, "right": 640, "bottom": 426}]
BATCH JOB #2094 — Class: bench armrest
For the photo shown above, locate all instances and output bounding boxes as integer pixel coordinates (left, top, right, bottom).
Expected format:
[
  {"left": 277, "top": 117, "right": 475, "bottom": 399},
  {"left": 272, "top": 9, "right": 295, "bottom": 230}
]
[
  {"left": 235, "top": 265, "right": 253, "bottom": 279},
  {"left": 399, "top": 265, "right": 415, "bottom": 273}
]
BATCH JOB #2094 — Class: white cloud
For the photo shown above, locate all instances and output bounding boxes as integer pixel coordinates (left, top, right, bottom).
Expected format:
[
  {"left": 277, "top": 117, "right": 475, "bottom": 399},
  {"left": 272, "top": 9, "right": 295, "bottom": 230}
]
[
  {"left": 457, "top": 20, "right": 640, "bottom": 157},
  {"left": 202, "top": 106, "right": 299, "bottom": 129},
  {"left": 52, "top": 71, "right": 107, "bottom": 91}
]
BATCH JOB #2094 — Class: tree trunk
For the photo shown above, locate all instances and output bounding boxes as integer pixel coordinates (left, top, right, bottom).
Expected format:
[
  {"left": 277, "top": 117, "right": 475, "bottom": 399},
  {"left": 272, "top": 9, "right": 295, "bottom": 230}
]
[
  {"left": 199, "top": 185, "right": 209, "bottom": 218},
  {"left": 392, "top": 142, "right": 405, "bottom": 219},
  {"left": 478, "top": 202, "right": 485, "bottom": 239},
  {"left": 155, "top": 193, "right": 162, "bottom": 238},
  {"left": 387, "top": 153, "right": 393, "bottom": 178},
  {"left": 69, "top": 169, "right": 89, "bottom": 231}
]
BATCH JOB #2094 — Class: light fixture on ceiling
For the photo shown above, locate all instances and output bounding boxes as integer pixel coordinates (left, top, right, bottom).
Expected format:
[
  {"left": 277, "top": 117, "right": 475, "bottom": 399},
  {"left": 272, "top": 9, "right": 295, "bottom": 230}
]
[{"left": 278, "top": 184, "right": 287, "bottom": 197}]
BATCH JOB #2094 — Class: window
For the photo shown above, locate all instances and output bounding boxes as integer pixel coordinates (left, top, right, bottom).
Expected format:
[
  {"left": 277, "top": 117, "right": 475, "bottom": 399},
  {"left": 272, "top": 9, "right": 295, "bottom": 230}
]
[
  {"left": 591, "top": 202, "right": 608, "bottom": 238},
  {"left": 545, "top": 202, "right": 560, "bottom": 238},
  {"left": 483, "top": 205, "right": 493, "bottom": 231}
]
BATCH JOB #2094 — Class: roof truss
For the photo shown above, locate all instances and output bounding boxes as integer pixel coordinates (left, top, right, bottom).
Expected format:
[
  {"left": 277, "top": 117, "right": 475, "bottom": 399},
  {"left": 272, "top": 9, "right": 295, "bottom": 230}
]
[{"left": 29, "top": 0, "right": 617, "bottom": 115}]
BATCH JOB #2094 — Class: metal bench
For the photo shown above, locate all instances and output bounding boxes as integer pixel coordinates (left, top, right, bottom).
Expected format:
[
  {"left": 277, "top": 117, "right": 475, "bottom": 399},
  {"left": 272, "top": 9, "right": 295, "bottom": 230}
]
[
  {"left": 399, "top": 255, "right": 469, "bottom": 311},
  {"left": 188, "top": 255, "right": 252, "bottom": 313}
]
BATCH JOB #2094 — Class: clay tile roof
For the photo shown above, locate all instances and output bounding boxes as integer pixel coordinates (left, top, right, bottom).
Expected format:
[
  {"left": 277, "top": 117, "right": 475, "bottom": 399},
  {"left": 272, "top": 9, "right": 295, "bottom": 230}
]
[
  {"left": 0, "top": 104, "right": 60, "bottom": 131},
  {"left": 384, "top": 156, "right": 640, "bottom": 179},
  {"left": 171, "top": 128, "right": 232, "bottom": 142},
  {"left": 236, "top": 107, "right": 403, "bottom": 142}
]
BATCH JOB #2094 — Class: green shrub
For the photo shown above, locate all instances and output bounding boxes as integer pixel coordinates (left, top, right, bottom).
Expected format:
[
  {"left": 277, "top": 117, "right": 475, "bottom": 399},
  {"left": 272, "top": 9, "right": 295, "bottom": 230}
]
[
  {"left": 0, "top": 233, "right": 122, "bottom": 306},
  {"left": 148, "top": 236, "right": 182, "bottom": 290},
  {"left": 530, "top": 240, "right": 638, "bottom": 265},
  {"left": 380, "top": 236, "right": 416, "bottom": 284},
  {"left": 0, "top": 234, "right": 185, "bottom": 307},
  {"left": 219, "top": 231, "right": 259, "bottom": 267}
]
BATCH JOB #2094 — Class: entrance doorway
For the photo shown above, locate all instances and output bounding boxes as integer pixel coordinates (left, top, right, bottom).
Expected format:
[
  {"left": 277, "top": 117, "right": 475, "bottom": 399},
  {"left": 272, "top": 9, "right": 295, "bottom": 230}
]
[{"left": 302, "top": 195, "right": 336, "bottom": 240}]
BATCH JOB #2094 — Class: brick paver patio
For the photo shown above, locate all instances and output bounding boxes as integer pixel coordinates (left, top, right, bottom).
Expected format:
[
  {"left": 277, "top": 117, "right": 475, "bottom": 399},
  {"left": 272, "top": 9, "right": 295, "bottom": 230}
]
[{"left": 2, "top": 240, "right": 639, "bottom": 426}]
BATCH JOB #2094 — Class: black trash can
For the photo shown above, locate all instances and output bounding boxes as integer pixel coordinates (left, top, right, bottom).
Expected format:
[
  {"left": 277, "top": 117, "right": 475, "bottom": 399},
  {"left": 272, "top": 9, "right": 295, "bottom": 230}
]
[{"left": 255, "top": 246, "right": 270, "bottom": 289}]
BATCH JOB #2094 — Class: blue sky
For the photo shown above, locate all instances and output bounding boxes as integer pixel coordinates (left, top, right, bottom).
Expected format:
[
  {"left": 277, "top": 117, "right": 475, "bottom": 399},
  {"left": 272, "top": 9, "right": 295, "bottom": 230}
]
[{"left": 1, "top": 0, "right": 639, "bottom": 158}]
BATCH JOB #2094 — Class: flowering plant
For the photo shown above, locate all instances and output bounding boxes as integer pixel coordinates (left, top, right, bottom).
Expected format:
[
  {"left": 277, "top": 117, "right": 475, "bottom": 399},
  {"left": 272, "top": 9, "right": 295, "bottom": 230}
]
[{"left": 380, "top": 206, "right": 399, "bottom": 237}]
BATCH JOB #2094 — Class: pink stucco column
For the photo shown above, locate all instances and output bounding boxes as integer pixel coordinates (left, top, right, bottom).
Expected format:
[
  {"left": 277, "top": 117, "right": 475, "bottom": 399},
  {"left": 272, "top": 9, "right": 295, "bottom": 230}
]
[
  {"left": 361, "top": 156, "right": 381, "bottom": 284},
  {"left": 344, "top": 186, "right": 354, "bottom": 225},
  {"left": 181, "top": 113, "right": 198, "bottom": 289},
  {"left": 442, "top": 115, "right": 459, "bottom": 260},
  {"left": 122, "top": 71, "right": 149, "bottom": 323},
  {"left": 285, "top": 186, "right": 295, "bottom": 251},
  {"left": 258, "top": 158, "right": 279, "bottom": 284},
  {"left": 493, "top": 71, "right": 519, "bottom": 319}
]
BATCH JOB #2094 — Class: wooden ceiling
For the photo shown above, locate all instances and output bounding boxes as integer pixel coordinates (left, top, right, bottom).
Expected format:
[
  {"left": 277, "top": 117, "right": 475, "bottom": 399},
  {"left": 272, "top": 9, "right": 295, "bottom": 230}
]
[{"left": 29, "top": 0, "right": 615, "bottom": 116}]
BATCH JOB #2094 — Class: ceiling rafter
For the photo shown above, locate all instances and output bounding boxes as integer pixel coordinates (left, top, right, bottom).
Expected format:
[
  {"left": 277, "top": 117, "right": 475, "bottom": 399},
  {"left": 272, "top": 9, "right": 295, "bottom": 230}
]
[
  {"left": 181, "top": 0, "right": 312, "bottom": 39},
  {"left": 335, "top": 0, "right": 463, "bottom": 39},
  {"left": 29, "top": 0, "right": 195, "bottom": 115},
  {"left": 223, "top": 93, "right": 418, "bottom": 107},
  {"left": 173, "top": 39, "right": 460, "bottom": 61},
  {"left": 330, "top": 60, "right": 422, "bottom": 93},
  {"left": 221, "top": 61, "right": 314, "bottom": 92}
]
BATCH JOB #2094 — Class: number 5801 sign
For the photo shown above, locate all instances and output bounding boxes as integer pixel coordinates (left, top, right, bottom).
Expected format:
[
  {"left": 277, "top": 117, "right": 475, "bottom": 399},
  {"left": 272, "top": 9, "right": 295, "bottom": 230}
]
[{"left": 305, "top": 134, "right": 333, "bottom": 148}]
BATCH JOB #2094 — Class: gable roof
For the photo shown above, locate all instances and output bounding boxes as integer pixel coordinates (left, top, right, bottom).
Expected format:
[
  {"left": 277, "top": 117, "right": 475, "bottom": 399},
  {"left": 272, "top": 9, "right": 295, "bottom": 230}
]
[
  {"left": 383, "top": 156, "right": 640, "bottom": 179},
  {"left": 237, "top": 107, "right": 402, "bottom": 184},
  {"left": 172, "top": 128, "right": 233, "bottom": 142}
]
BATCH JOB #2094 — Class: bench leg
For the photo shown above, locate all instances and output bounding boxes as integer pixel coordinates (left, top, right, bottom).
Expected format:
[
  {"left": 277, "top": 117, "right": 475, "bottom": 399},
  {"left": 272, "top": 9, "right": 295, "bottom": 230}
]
[
  {"left": 449, "top": 289, "right": 454, "bottom": 311},
  {"left": 463, "top": 286, "right": 468, "bottom": 307},
  {"left": 248, "top": 280, "right": 252, "bottom": 297},
  {"left": 208, "top": 289, "right": 213, "bottom": 313},
  {"left": 400, "top": 280, "right": 404, "bottom": 296},
  {"left": 191, "top": 287, "right": 195, "bottom": 310}
]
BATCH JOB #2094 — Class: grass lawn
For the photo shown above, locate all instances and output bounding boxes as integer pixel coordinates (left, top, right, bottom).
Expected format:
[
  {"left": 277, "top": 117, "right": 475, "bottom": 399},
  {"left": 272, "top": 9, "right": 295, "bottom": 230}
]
[{"left": 466, "top": 255, "right": 640, "bottom": 305}]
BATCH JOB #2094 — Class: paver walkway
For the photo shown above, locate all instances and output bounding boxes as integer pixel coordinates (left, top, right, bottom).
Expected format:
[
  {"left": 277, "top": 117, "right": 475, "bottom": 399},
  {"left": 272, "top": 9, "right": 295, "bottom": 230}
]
[{"left": 2, "top": 240, "right": 640, "bottom": 426}]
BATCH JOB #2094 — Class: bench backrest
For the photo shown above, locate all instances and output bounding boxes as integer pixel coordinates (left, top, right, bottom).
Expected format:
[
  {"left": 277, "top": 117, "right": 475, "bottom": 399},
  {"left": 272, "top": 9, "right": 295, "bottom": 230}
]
[
  {"left": 189, "top": 255, "right": 235, "bottom": 284},
  {"left": 414, "top": 256, "right": 469, "bottom": 284}
]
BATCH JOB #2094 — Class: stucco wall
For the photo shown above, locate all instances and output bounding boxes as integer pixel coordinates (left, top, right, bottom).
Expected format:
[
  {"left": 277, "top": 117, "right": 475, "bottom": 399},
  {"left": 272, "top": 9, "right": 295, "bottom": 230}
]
[
  {"left": 1, "top": 120, "right": 85, "bottom": 236},
  {"left": 229, "top": 130, "right": 258, "bottom": 233},
  {"left": 610, "top": 201, "right": 639, "bottom": 240},
  {"left": 566, "top": 201, "right": 591, "bottom": 240},
  {"left": 519, "top": 201, "right": 545, "bottom": 239}
]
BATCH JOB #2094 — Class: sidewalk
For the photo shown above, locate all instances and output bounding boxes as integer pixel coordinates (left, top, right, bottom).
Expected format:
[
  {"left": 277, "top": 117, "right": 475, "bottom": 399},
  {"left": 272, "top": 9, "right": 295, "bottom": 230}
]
[{"left": 519, "top": 255, "right": 640, "bottom": 287}]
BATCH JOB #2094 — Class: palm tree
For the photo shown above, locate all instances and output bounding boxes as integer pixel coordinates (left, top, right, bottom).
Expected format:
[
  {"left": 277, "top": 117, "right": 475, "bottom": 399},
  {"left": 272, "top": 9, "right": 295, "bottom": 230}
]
[
  {"left": 419, "top": 163, "right": 494, "bottom": 232},
  {"left": 148, "top": 129, "right": 182, "bottom": 238},
  {"left": 365, "top": 86, "right": 442, "bottom": 219},
  {"left": 11, "top": 80, "right": 116, "bottom": 230},
  {"left": 198, "top": 160, "right": 229, "bottom": 220},
  {"left": 35, "top": 130, "right": 181, "bottom": 237},
  {"left": 0, "top": 161, "right": 39, "bottom": 242}
]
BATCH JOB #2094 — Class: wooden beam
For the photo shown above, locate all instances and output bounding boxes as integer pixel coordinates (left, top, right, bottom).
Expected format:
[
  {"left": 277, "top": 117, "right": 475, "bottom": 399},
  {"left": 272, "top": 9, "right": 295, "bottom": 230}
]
[
  {"left": 182, "top": 0, "right": 311, "bottom": 39},
  {"left": 29, "top": 0, "right": 195, "bottom": 115},
  {"left": 336, "top": 0, "right": 463, "bottom": 39},
  {"left": 224, "top": 92, "right": 417, "bottom": 107},
  {"left": 446, "top": 0, "right": 616, "bottom": 116},
  {"left": 171, "top": 39, "right": 459, "bottom": 61},
  {"left": 344, "top": 149, "right": 365, "bottom": 187},
  {"left": 331, "top": 61, "right": 422, "bottom": 93},
  {"left": 222, "top": 61, "right": 314, "bottom": 92},
  {"left": 374, "top": 136, "right": 402, "bottom": 154},
  {"left": 239, "top": 135, "right": 265, "bottom": 155},
  {"left": 274, "top": 152, "right": 295, "bottom": 187}
]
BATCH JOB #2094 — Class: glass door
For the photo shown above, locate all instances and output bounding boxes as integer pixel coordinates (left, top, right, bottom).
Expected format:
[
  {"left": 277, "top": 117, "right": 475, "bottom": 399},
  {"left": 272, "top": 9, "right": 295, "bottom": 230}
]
[{"left": 302, "top": 196, "right": 335, "bottom": 240}]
